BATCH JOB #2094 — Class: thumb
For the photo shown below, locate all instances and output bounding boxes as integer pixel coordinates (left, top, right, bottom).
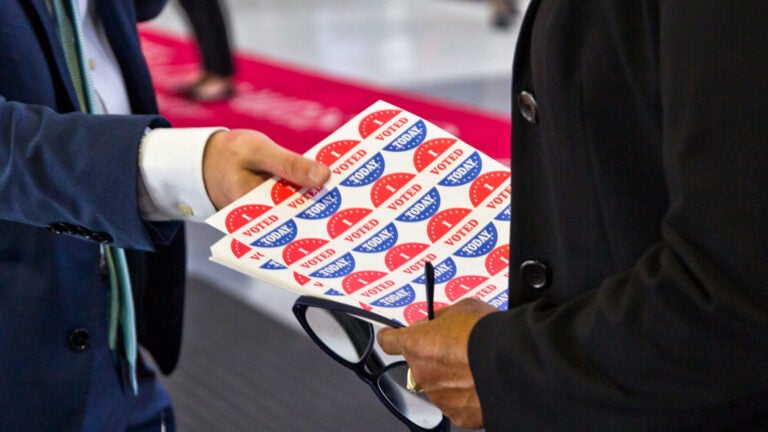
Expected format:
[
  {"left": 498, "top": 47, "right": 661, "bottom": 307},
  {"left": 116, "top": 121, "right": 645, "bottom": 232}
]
[
  {"left": 247, "top": 136, "right": 330, "bottom": 188},
  {"left": 376, "top": 327, "right": 404, "bottom": 355}
]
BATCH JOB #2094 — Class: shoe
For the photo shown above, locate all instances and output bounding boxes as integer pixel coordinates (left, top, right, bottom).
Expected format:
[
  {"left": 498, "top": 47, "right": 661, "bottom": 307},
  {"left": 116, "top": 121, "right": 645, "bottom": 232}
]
[{"left": 176, "top": 73, "right": 235, "bottom": 102}]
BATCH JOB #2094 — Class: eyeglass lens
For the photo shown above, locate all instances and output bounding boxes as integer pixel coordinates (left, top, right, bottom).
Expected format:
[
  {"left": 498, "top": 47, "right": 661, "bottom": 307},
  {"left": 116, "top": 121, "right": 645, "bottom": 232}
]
[
  {"left": 304, "top": 306, "right": 372, "bottom": 363},
  {"left": 303, "top": 306, "right": 444, "bottom": 429},
  {"left": 378, "top": 363, "right": 445, "bottom": 429}
]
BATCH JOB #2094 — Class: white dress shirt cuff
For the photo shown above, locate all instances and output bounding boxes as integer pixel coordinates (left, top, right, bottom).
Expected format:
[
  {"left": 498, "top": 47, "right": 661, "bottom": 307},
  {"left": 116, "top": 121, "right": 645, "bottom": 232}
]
[{"left": 138, "top": 127, "right": 225, "bottom": 222}]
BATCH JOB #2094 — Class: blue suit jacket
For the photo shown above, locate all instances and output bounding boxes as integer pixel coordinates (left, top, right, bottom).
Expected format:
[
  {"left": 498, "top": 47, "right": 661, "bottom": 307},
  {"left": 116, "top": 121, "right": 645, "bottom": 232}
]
[{"left": 0, "top": 1, "right": 185, "bottom": 429}]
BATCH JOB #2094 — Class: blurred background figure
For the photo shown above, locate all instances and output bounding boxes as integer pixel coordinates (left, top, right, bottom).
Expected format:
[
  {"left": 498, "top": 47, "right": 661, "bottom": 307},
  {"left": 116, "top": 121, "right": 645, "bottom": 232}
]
[
  {"left": 176, "top": 0, "right": 236, "bottom": 101},
  {"left": 489, "top": 0, "right": 521, "bottom": 29}
]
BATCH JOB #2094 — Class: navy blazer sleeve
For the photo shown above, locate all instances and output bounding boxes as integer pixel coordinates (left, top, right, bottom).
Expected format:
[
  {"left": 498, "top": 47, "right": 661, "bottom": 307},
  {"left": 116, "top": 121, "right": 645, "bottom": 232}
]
[
  {"left": 0, "top": 100, "right": 169, "bottom": 250},
  {"left": 469, "top": 1, "right": 768, "bottom": 430}
]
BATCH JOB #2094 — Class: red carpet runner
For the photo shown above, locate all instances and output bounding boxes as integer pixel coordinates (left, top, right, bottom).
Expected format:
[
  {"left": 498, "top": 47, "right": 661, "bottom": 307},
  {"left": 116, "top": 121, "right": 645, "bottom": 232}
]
[{"left": 139, "top": 28, "right": 511, "bottom": 164}]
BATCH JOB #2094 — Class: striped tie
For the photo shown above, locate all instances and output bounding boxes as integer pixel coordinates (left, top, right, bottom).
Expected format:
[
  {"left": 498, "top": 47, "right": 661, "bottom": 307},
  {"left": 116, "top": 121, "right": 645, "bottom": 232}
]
[{"left": 49, "top": 0, "right": 139, "bottom": 395}]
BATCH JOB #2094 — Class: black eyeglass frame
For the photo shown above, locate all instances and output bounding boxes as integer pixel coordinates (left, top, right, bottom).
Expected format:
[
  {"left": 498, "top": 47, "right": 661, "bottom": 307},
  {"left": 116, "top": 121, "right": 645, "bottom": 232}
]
[{"left": 292, "top": 295, "right": 450, "bottom": 432}]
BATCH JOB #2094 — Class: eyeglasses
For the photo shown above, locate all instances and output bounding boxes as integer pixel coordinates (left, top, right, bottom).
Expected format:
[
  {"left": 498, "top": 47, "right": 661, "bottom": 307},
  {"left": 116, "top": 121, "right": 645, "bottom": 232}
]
[{"left": 291, "top": 262, "right": 448, "bottom": 432}]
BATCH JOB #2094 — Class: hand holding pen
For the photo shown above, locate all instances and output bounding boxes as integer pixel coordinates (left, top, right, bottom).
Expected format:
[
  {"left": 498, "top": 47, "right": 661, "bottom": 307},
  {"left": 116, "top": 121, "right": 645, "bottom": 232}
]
[{"left": 377, "top": 262, "right": 500, "bottom": 429}]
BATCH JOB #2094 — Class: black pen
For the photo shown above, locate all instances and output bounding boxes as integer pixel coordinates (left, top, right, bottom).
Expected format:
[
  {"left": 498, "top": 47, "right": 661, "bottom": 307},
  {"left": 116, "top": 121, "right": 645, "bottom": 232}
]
[{"left": 425, "top": 261, "right": 435, "bottom": 320}]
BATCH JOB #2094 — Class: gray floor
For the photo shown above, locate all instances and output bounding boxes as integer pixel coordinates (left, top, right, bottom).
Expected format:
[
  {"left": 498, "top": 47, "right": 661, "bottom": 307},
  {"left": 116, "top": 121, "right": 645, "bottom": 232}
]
[
  {"left": 164, "top": 277, "right": 409, "bottom": 431},
  {"left": 148, "top": 0, "right": 526, "bottom": 430}
]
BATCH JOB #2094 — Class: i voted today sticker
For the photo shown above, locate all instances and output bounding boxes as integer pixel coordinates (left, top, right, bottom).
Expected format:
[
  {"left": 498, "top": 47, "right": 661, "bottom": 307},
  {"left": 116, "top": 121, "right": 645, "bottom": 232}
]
[
  {"left": 358, "top": 109, "right": 402, "bottom": 138},
  {"left": 382, "top": 120, "right": 427, "bottom": 152},
  {"left": 413, "top": 138, "right": 455, "bottom": 172},
  {"left": 251, "top": 219, "right": 298, "bottom": 248},
  {"left": 340, "top": 153, "right": 386, "bottom": 187},
  {"left": 395, "top": 187, "right": 441, "bottom": 222},
  {"left": 225, "top": 204, "right": 272, "bottom": 234},
  {"left": 315, "top": 139, "right": 360, "bottom": 165},
  {"left": 454, "top": 222, "right": 498, "bottom": 258},
  {"left": 438, "top": 151, "right": 483, "bottom": 187},
  {"left": 353, "top": 222, "right": 399, "bottom": 253},
  {"left": 296, "top": 188, "right": 343, "bottom": 220}
]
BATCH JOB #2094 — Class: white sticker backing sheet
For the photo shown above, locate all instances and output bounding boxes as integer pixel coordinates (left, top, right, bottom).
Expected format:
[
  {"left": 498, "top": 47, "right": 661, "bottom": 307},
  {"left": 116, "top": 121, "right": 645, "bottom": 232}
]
[{"left": 206, "top": 101, "right": 510, "bottom": 326}]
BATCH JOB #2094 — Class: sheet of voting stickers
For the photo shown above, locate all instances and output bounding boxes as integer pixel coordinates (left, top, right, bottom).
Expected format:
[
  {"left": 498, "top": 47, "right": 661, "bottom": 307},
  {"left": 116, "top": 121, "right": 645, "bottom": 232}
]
[{"left": 207, "top": 100, "right": 512, "bottom": 326}]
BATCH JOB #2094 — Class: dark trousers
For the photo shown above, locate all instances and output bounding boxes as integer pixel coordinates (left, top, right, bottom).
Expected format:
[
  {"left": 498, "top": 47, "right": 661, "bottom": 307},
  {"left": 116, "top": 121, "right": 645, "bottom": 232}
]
[{"left": 178, "top": 0, "right": 235, "bottom": 77}]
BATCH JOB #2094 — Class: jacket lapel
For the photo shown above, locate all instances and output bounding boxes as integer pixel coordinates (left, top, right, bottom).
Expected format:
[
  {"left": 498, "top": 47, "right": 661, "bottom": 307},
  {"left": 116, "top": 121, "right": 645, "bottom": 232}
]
[{"left": 27, "top": 0, "right": 81, "bottom": 110}]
